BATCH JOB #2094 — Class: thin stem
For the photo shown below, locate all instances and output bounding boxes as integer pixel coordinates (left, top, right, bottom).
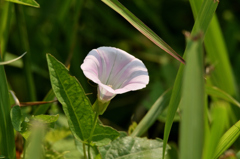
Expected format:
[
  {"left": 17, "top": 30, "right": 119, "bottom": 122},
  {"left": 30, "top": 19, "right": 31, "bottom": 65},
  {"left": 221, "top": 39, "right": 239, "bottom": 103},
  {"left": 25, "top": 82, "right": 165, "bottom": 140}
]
[
  {"left": 87, "top": 112, "right": 99, "bottom": 159},
  {"left": 83, "top": 143, "right": 87, "bottom": 159},
  {"left": 15, "top": 4, "right": 37, "bottom": 101},
  {"left": 65, "top": 0, "right": 86, "bottom": 66}
]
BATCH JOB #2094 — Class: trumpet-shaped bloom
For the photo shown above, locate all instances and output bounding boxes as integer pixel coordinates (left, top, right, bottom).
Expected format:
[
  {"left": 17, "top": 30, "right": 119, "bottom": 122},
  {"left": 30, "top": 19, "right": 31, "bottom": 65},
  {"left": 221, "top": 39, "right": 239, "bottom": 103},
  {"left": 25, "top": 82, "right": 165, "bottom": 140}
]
[{"left": 81, "top": 47, "right": 149, "bottom": 102}]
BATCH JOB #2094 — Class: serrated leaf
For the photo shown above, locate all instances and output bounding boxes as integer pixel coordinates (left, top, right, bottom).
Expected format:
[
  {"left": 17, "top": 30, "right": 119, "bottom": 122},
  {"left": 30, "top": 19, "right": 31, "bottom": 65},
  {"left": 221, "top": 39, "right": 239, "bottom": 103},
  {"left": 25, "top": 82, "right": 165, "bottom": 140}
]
[
  {"left": 46, "top": 54, "right": 119, "bottom": 146},
  {"left": 99, "top": 132, "right": 169, "bottom": 159},
  {"left": 5, "top": 0, "right": 39, "bottom": 8}
]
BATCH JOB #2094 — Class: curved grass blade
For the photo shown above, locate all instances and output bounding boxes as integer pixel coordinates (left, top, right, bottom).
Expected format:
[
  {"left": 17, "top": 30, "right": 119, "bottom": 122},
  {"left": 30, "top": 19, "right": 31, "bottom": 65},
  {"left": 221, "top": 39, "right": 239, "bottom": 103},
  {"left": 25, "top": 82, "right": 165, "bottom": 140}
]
[
  {"left": 0, "top": 52, "right": 26, "bottom": 65},
  {"left": 131, "top": 89, "right": 171, "bottom": 137},
  {"left": 5, "top": 0, "right": 39, "bottom": 8},
  {"left": 206, "top": 85, "right": 240, "bottom": 108},
  {"left": 162, "top": 0, "right": 218, "bottom": 158},
  {"left": 101, "top": 0, "right": 185, "bottom": 64},
  {"left": 213, "top": 120, "right": 240, "bottom": 159}
]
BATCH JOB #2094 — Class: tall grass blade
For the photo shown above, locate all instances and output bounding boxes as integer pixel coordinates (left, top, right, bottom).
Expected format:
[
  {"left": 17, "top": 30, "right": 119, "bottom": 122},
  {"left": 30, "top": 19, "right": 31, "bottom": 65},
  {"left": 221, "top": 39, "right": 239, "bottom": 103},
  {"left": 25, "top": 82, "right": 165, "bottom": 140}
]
[
  {"left": 101, "top": 0, "right": 185, "bottom": 64},
  {"left": 0, "top": 1, "right": 16, "bottom": 158},
  {"left": 202, "top": 101, "right": 228, "bottom": 159},
  {"left": 162, "top": 0, "right": 218, "bottom": 158},
  {"left": 0, "top": 57, "right": 16, "bottom": 158},
  {"left": 24, "top": 121, "right": 46, "bottom": 159},
  {"left": 0, "top": 1, "right": 12, "bottom": 57},
  {"left": 179, "top": 34, "right": 204, "bottom": 159},
  {"left": 189, "top": 0, "right": 237, "bottom": 96}
]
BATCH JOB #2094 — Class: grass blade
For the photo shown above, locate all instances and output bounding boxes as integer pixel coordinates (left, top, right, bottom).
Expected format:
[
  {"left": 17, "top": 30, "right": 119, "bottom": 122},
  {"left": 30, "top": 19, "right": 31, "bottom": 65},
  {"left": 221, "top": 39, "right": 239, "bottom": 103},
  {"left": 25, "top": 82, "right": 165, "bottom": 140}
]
[
  {"left": 214, "top": 120, "right": 240, "bottom": 159},
  {"left": 24, "top": 121, "right": 46, "bottom": 159},
  {"left": 162, "top": 0, "right": 218, "bottom": 158},
  {"left": 101, "top": 0, "right": 185, "bottom": 64},
  {"left": 189, "top": 0, "right": 237, "bottom": 96},
  {"left": 206, "top": 85, "right": 240, "bottom": 108},
  {"left": 0, "top": 52, "right": 26, "bottom": 65},
  {"left": 131, "top": 89, "right": 171, "bottom": 137},
  {"left": 6, "top": 0, "right": 39, "bottom": 8},
  {"left": 179, "top": 34, "right": 204, "bottom": 159},
  {"left": 0, "top": 57, "right": 16, "bottom": 158},
  {"left": 0, "top": 1, "right": 12, "bottom": 57},
  {"left": 202, "top": 101, "right": 228, "bottom": 159}
]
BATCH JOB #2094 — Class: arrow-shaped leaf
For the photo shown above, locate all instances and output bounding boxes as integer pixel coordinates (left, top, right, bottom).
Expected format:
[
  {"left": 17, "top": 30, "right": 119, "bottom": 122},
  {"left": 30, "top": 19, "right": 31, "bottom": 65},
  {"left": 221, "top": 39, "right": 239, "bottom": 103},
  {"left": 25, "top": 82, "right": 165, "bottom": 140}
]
[{"left": 47, "top": 54, "right": 119, "bottom": 146}]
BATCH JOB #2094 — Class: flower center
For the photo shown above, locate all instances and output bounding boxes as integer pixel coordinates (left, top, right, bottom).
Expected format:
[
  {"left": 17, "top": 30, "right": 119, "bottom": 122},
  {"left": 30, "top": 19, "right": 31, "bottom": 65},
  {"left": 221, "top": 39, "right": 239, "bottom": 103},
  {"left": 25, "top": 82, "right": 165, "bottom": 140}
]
[{"left": 108, "top": 85, "right": 113, "bottom": 88}]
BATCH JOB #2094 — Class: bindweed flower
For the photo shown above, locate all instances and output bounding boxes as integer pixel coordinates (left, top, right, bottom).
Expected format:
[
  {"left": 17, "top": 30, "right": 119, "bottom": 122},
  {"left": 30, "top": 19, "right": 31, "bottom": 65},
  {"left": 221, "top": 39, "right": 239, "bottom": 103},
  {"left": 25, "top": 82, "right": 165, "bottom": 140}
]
[{"left": 81, "top": 47, "right": 149, "bottom": 114}]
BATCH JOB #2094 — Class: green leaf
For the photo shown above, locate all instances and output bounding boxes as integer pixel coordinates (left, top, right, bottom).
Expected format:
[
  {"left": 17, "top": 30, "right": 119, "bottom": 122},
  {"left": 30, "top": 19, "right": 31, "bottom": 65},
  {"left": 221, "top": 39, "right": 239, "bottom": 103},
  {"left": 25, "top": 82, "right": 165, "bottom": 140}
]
[
  {"left": 162, "top": 0, "right": 218, "bottom": 158},
  {"left": 10, "top": 106, "right": 23, "bottom": 131},
  {"left": 131, "top": 89, "right": 171, "bottom": 137},
  {"left": 101, "top": 0, "right": 185, "bottom": 64},
  {"left": 214, "top": 120, "right": 240, "bottom": 159},
  {"left": 10, "top": 105, "right": 59, "bottom": 139},
  {"left": 32, "top": 114, "right": 59, "bottom": 128},
  {"left": 5, "top": 0, "right": 39, "bottom": 8},
  {"left": 99, "top": 132, "right": 169, "bottom": 159},
  {"left": 46, "top": 54, "right": 119, "bottom": 146},
  {"left": 205, "top": 85, "right": 240, "bottom": 108}
]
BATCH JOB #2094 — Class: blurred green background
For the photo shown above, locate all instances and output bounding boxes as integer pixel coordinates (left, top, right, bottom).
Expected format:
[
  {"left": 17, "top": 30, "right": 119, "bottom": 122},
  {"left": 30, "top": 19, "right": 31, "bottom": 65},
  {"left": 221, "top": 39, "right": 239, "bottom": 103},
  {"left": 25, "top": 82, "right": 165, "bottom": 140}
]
[{"left": 3, "top": 0, "right": 240, "bottom": 144}]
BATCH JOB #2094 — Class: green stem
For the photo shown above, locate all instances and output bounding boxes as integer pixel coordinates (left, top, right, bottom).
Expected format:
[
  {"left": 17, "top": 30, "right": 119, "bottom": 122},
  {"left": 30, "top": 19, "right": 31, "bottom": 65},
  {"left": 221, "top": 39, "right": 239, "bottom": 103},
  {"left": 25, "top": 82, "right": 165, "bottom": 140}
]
[
  {"left": 87, "top": 112, "right": 99, "bottom": 159},
  {"left": 15, "top": 4, "right": 37, "bottom": 101},
  {"left": 65, "top": 0, "right": 86, "bottom": 66},
  {"left": 83, "top": 143, "right": 87, "bottom": 159}
]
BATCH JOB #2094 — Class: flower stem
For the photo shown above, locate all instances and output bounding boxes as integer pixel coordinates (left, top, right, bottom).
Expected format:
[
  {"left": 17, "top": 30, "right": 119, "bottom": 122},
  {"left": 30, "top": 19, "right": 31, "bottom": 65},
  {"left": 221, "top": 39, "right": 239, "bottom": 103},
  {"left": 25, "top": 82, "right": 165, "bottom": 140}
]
[{"left": 87, "top": 112, "right": 99, "bottom": 159}]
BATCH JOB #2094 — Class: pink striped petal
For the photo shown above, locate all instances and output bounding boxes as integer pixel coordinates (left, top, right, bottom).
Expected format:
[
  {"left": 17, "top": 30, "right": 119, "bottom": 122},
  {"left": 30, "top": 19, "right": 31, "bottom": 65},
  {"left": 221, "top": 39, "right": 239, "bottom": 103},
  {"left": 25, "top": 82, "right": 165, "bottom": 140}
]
[{"left": 81, "top": 46, "right": 149, "bottom": 102}]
